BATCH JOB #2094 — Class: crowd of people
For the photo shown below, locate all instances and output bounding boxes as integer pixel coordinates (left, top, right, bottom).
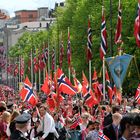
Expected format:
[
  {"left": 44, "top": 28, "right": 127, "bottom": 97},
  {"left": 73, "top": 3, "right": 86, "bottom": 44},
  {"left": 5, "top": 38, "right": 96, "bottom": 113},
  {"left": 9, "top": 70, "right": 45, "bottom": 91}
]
[{"left": 0, "top": 95, "right": 140, "bottom": 140}]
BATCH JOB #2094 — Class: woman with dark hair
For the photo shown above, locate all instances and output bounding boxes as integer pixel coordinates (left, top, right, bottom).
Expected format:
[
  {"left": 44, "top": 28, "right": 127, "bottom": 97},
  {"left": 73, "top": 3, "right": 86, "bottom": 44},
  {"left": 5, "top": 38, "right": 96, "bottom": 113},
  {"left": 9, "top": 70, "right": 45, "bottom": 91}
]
[{"left": 119, "top": 113, "right": 135, "bottom": 140}]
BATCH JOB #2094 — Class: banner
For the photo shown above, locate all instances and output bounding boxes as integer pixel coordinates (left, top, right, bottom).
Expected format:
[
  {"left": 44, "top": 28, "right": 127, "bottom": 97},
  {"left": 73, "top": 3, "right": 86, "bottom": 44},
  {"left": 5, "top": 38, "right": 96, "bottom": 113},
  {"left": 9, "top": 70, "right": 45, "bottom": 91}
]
[{"left": 106, "top": 54, "right": 133, "bottom": 90}]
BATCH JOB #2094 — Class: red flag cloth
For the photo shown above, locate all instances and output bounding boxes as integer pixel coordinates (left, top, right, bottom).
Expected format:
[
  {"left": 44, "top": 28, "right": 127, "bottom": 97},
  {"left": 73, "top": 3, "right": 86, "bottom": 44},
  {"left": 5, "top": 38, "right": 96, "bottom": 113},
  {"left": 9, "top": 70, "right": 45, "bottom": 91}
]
[
  {"left": 82, "top": 72, "right": 98, "bottom": 107},
  {"left": 98, "top": 130, "right": 110, "bottom": 140},
  {"left": 73, "top": 77, "right": 82, "bottom": 93},
  {"left": 59, "top": 40, "right": 64, "bottom": 68},
  {"left": 20, "top": 57, "right": 24, "bottom": 77},
  {"left": 33, "top": 57, "right": 39, "bottom": 73},
  {"left": 92, "top": 69, "right": 103, "bottom": 102},
  {"left": 20, "top": 76, "right": 37, "bottom": 106},
  {"left": 105, "top": 70, "right": 114, "bottom": 104},
  {"left": 100, "top": 7, "right": 107, "bottom": 60},
  {"left": 38, "top": 53, "right": 45, "bottom": 71},
  {"left": 14, "top": 64, "right": 18, "bottom": 76},
  {"left": 41, "top": 71, "right": 50, "bottom": 95},
  {"left": 67, "top": 28, "right": 71, "bottom": 67},
  {"left": 114, "top": 1, "right": 122, "bottom": 44},
  {"left": 46, "top": 97, "right": 55, "bottom": 112},
  {"left": 135, "top": 84, "right": 140, "bottom": 104},
  {"left": 57, "top": 68, "right": 77, "bottom": 95},
  {"left": 134, "top": 0, "right": 140, "bottom": 48},
  {"left": 70, "top": 113, "right": 82, "bottom": 129},
  {"left": 87, "top": 19, "right": 92, "bottom": 61},
  {"left": 92, "top": 69, "right": 99, "bottom": 93},
  {"left": 51, "top": 48, "right": 55, "bottom": 71}
]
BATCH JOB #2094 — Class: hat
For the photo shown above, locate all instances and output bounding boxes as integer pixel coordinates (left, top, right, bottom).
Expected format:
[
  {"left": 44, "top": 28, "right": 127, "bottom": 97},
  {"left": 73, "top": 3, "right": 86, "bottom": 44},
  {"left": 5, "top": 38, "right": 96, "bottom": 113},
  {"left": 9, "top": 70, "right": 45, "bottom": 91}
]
[{"left": 15, "top": 113, "right": 31, "bottom": 124}]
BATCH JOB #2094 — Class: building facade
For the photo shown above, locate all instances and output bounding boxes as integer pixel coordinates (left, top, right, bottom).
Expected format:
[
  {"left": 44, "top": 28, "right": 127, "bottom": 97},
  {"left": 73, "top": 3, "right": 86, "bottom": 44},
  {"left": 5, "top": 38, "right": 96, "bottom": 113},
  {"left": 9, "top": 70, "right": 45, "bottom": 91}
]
[{"left": 15, "top": 10, "right": 38, "bottom": 24}]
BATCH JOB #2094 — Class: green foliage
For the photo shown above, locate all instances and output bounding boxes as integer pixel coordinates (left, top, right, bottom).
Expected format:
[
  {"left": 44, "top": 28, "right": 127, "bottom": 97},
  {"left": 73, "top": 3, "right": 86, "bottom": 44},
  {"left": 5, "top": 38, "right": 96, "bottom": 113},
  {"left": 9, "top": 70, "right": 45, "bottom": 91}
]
[{"left": 9, "top": 0, "right": 140, "bottom": 94}]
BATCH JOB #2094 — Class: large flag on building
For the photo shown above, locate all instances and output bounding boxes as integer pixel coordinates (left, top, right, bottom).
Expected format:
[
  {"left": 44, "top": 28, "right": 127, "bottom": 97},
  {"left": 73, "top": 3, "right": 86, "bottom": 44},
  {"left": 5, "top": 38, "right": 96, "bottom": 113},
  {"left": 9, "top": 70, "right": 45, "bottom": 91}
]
[
  {"left": 115, "top": 1, "right": 122, "bottom": 44},
  {"left": 106, "top": 54, "right": 133, "bottom": 90},
  {"left": 59, "top": 39, "right": 64, "bottom": 68},
  {"left": 57, "top": 68, "right": 77, "bottom": 95},
  {"left": 20, "top": 76, "right": 37, "bottom": 106},
  {"left": 67, "top": 28, "right": 71, "bottom": 67},
  {"left": 134, "top": 0, "right": 140, "bottom": 48},
  {"left": 100, "top": 6, "right": 107, "bottom": 60},
  {"left": 135, "top": 84, "right": 140, "bottom": 104},
  {"left": 87, "top": 19, "right": 92, "bottom": 61}
]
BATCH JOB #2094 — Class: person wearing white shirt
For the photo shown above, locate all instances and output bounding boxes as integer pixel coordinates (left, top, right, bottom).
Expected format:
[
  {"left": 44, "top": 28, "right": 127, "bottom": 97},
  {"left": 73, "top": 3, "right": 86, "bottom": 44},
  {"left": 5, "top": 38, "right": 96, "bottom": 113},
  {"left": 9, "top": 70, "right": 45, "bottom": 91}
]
[{"left": 37, "top": 105, "right": 59, "bottom": 140}]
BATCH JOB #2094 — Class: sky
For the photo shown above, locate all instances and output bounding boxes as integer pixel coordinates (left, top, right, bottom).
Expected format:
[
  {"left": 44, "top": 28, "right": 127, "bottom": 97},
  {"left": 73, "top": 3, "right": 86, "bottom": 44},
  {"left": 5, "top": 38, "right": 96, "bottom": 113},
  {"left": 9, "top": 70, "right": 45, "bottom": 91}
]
[{"left": 0, "top": 0, "right": 64, "bottom": 17}]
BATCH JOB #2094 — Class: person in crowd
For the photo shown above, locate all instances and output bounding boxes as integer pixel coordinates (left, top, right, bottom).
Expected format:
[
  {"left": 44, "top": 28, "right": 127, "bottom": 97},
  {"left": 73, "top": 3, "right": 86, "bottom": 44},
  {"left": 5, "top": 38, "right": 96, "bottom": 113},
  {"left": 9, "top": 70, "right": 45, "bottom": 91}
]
[
  {"left": 37, "top": 105, "right": 59, "bottom": 140},
  {"left": 6, "top": 110, "right": 20, "bottom": 137},
  {"left": 131, "top": 113, "right": 140, "bottom": 139},
  {"left": 119, "top": 113, "right": 135, "bottom": 140},
  {"left": 86, "top": 120, "right": 100, "bottom": 140},
  {"left": 103, "top": 104, "right": 112, "bottom": 127},
  {"left": 81, "top": 121, "right": 95, "bottom": 140},
  {"left": 68, "top": 105, "right": 82, "bottom": 130},
  {"left": 28, "top": 108, "right": 40, "bottom": 140},
  {"left": 0, "top": 101, "right": 7, "bottom": 116},
  {"left": 10, "top": 113, "right": 31, "bottom": 140},
  {"left": 103, "top": 112, "right": 122, "bottom": 140},
  {"left": 0, "top": 111, "right": 11, "bottom": 140},
  {"left": 80, "top": 113, "right": 90, "bottom": 131}
]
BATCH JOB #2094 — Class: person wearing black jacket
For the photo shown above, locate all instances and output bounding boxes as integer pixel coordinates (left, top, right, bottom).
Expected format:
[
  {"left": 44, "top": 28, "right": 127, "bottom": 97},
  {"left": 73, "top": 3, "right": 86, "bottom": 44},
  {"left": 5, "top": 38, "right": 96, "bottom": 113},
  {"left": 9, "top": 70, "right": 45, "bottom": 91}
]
[{"left": 103, "top": 113, "right": 122, "bottom": 140}]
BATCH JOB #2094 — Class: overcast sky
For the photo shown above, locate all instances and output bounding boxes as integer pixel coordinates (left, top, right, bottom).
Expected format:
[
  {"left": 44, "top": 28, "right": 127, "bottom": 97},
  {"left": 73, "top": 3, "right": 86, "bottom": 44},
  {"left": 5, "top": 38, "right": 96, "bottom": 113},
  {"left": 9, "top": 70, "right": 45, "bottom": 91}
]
[{"left": 0, "top": 0, "right": 64, "bottom": 17}]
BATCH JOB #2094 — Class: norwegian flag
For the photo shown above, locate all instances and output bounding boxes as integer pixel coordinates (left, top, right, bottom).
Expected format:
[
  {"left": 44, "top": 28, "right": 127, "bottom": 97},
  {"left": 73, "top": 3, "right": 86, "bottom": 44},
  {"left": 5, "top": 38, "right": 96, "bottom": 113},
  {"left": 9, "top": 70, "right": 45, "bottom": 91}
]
[
  {"left": 105, "top": 70, "right": 114, "bottom": 104},
  {"left": 41, "top": 71, "right": 50, "bottom": 95},
  {"left": 98, "top": 130, "right": 110, "bottom": 140},
  {"left": 87, "top": 19, "right": 92, "bottom": 61},
  {"left": 14, "top": 64, "right": 18, "bottom": 76},
  {"left": 44, "top": 47, "right": 48, "bottom": 63},
  {"left": 82, "top": 72, "right": 98, "bottom": 107},
  {"left": 115, "top": 0, "right": 122, "bottom": 44},
  {"left": 92, "top": 69, "right": 103, "bottom": 102},
  {"left": 20, "top": 76, "right": 37, "bottom": 106},
  {"left": 38, "top": 53, "right": 45, "bottom": 71},
  {"left": 59, "top": 40, "right": 64, "bottom": 68},
  {"left": 100, "top": 7, "right": 107, "bottom": 60},
  {"left": 135, "top": 84, "right": 140, "bottom": 104},
  {"left": 57, "top": 68, "right": 77, "bottom": 96},
  {"left": 134, "top": 0, "right": 140, "bottom": 48},
  {"left": 20, "top": 57, "right": 24, "bottom": 77},
  {"left": 73, "top": 77, "right": 82, "bottom": 93},
  {"left": 33, "top": 57, "right": 39, "bottom": 73},
  {"left": 51, "top": 47, "right": 55, "bottom": 71},
  {"left": 92, "top": 69, "right": 99, "bottom": 93},
  {"left": 67, "top": 28, "right": 71, "bottom": 67}
]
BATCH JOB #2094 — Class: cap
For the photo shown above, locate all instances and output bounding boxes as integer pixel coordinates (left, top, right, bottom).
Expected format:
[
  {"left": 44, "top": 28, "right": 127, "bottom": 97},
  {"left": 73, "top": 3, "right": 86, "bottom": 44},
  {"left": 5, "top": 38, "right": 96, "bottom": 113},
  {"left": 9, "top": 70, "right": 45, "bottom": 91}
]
[{"left": 15, "top": 113, "right": 31, "bottom": 124}]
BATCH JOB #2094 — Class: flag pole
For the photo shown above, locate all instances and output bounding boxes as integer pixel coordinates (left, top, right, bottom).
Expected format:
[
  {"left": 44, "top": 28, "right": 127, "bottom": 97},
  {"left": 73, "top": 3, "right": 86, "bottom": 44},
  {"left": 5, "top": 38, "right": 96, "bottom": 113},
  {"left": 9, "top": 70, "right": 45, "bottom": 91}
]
[
  {"left": 103, "top": 57, "right": 106, "bottom": 101},
  {"left": 89, "top": 60, "right": 92, "bottom": 89},
  {"left": 68, "top": 27, "right": 71, "bottom": 81},
  {"left": 31, "top": 49, "right": 33, "bottom": 84},
  {"left": 39, "top": 66, "right": 41, "bottom": 92},
  {"left": 18, "top": 56, "right": 21, "bottom": 83},
  {"left": 48, "top": 40, "right": 50, "bottom": 76}
]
